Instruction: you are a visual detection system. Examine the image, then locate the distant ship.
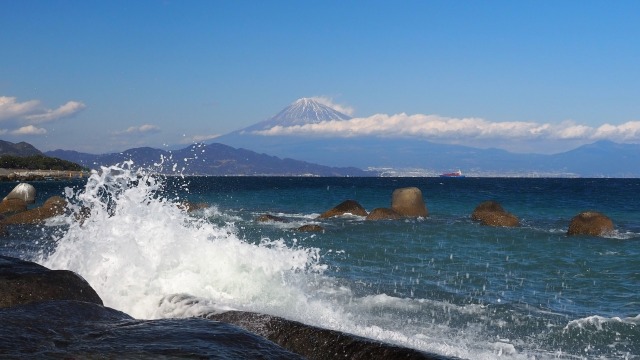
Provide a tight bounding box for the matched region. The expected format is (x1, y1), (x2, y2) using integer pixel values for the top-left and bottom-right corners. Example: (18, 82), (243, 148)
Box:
(439, 170), (465, 178)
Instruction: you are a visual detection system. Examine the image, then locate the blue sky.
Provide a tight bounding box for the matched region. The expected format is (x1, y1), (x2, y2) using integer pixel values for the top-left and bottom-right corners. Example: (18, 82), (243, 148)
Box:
(1, 0), (639, 154)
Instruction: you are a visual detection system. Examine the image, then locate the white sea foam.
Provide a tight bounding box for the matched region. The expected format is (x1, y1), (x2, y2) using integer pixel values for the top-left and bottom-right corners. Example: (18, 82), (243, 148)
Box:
(602, 229), (640, 240)
(565, 314), (640, 330)
(41, 164), (324, 320)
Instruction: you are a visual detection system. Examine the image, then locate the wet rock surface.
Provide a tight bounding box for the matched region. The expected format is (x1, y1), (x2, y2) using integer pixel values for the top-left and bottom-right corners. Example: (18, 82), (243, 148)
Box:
(0, 300), (302, 359)
(0, 255), (102, 308)
(206, 311), (457, 360)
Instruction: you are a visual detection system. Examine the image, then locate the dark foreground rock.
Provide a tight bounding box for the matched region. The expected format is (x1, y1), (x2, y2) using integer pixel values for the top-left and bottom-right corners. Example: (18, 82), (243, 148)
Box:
(471, 200), (519, 227)
(206, 311), (456, 360)
(318, 199), (368, 219)
(0, 255), (102, 308)
(0, 257), (453, 359)
(0, 256), (302, 359)
(0, 300), (302, 359)
(567, 211), (614, 236)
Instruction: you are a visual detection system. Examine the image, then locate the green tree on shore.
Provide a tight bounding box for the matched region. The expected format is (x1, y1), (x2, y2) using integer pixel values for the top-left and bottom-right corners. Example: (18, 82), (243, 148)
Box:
(0, 155), (86, 171)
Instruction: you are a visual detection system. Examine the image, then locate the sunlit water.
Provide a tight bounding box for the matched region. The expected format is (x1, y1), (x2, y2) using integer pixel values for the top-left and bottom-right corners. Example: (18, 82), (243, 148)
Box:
(1, 164), (639, 359)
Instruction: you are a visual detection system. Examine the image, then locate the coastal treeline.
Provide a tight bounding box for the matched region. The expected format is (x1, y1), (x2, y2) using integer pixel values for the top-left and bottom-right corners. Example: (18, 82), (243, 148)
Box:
(0, 155), (86, 171)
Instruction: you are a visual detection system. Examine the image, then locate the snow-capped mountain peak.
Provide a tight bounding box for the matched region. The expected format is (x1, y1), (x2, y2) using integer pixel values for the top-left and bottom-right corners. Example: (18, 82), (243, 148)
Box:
(242, 98), (352, 132)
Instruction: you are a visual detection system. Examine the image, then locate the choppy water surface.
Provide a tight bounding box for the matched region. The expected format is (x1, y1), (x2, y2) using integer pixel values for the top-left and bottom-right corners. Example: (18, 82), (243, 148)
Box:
(1, 167), (639, 359)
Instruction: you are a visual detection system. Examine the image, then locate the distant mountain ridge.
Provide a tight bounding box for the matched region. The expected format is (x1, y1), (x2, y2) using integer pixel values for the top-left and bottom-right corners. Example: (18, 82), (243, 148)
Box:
(0, 140), (43, 157)
(46, 143), (368, 176)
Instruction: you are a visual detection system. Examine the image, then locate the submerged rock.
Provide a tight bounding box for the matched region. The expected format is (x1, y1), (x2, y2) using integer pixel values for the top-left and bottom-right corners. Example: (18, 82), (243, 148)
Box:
(567, 211), (614, 236)
(3, 196), (67, 225)
(318, 199), (368, 219)
(180, 201), (209, 212)
(256, 214), (289, 223)
(366, 207), (402, 221)
(391, 187), (428, 217)
(471, 201), (519, 227)
(3, 183), (36, 204)
(206, 311), (453, 360)
(0, 256), (103, 308)
(296, 224), (324, 232)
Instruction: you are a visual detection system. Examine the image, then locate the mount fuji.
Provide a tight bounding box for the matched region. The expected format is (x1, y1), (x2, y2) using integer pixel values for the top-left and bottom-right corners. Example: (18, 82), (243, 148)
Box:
(240, 97), (351, 132)
(215, 98), (358, 164)
(214, 98), (640, 177)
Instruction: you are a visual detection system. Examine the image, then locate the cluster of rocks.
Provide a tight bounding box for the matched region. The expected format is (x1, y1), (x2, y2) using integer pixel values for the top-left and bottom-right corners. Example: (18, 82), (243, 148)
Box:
(319, 187), (429, 221)
(257, 186), (616, 238)
(0, 183), (618, 238)
(257, 187), (429, 232)
(470, 200), (615, 237)
(0, 255), (447, 359)
(0, 183), (68, 235)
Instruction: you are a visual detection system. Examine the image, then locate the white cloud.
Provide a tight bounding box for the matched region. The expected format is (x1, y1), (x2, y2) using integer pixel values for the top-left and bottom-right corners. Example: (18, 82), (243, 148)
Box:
(254, 113), (640, 144)
(310, 96), (355, 116)
(24, 101), (86, 124)
(114, 124), (161, 136)
(180, 134), (221, 144)
(592, 121), (640, 141)
(0, 96), (41, 121)
(0, 95), (86, 139)
(11, 125), (47, 135)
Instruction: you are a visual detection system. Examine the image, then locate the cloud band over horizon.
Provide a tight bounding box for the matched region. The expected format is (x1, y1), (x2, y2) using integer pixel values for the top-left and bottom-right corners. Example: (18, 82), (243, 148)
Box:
(253, 113), (640, 144)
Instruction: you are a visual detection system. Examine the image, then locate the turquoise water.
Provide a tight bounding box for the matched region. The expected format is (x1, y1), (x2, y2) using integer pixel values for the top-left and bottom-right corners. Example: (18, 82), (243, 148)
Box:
(1, 173), (639, 359)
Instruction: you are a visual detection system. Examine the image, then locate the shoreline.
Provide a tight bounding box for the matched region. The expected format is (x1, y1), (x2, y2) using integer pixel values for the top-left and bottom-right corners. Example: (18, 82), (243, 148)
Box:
(0, 168), (88, 182)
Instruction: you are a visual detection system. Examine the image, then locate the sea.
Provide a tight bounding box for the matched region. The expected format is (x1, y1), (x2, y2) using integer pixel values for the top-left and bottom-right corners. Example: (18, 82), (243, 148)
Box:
(1, 163), (639, 359)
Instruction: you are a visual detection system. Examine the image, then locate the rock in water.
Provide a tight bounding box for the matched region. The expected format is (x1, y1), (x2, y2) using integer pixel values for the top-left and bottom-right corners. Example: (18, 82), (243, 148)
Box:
(471, 200), (519, 227)
(3, 183), (36, 204)
(567, 211), (614, 236)
(295, 224), (324, 232)
(318, 199), (368, 219)
(366, 208), (402, 221)
(0, 198), (28, 215)
(3, 196), (67, 225)
(391, 187), (428, 217)
(256, 214), (289, 223)
(0, 256), (103, 308)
